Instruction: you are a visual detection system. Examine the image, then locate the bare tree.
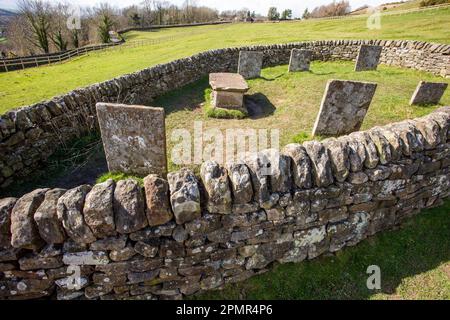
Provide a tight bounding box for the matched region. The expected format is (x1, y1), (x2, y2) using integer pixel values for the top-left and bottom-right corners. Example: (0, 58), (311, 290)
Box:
(49, 3), (70, 51)
(95, 3), (116, 43)
(18, 0), (52, 53)
(310, 1), (351, 18)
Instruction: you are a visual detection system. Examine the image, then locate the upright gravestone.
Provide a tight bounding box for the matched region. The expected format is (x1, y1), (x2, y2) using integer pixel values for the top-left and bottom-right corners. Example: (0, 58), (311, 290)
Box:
(312, 80), (377, 137)
(238, 51), (263, 79)
(289, 49), (313, 72)
(96, 103), (167, 177)
(409, 81), (448, 105)
(354, 45), (382, 71)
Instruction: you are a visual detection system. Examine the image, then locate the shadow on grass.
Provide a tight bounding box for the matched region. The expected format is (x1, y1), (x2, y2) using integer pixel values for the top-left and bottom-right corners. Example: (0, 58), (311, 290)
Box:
(0, 133), (107, 198)
(152, 77), (209, 115)
(245, 93), (276, 119)
(193, 200), (450, 300)
(259, 73), (285, 81)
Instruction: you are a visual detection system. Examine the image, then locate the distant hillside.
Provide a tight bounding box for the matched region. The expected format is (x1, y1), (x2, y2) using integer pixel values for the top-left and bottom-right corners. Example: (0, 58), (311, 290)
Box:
(0, 8), (17, 17)
(0, 8), (17, 29)
(349, 0), (434, 15)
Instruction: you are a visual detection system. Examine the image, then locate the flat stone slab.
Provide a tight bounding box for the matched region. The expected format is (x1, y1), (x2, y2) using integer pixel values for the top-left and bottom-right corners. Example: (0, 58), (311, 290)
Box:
(289, 49), (313, 72)
(238, 51), (263, 79)
(312, 79), (377, 136)
(355, 45), (382, 71)
(209, 73), (249, 92)
(409, 81), (448, 105)
(96, 103), (167, 177)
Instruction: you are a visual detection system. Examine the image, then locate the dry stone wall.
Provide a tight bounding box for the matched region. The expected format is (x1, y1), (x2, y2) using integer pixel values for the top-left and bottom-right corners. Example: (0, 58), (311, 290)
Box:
(0, 107), (449, 300)
(0, 39), (449, 188)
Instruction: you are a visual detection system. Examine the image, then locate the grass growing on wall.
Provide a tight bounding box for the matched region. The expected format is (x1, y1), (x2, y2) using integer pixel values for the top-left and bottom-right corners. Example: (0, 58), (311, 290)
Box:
(193, 200), (450, 300)
(96, 172), (144, 186)
(0, 7), (449, 113)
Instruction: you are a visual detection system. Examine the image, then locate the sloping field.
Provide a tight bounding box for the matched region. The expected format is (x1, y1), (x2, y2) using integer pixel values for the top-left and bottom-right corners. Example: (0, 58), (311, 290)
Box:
(0, 7), (449, 113)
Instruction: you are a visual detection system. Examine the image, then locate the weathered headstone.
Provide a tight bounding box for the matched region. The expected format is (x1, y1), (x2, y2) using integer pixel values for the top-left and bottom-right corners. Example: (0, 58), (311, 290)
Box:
(354, 45), (382, 71)
(289, 49), (313, 72)
(209, 73), (249, 110)
(238, 51), (263, 79)
(312, 80), (377, 136)
(409, 81), (448, 105)
(96, 103), (167, 176)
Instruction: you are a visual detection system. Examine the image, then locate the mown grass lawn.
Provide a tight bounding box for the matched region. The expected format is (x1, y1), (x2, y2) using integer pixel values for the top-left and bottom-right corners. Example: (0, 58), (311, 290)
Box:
(0, 7), (449, 113)
(192, 200), (450, 300)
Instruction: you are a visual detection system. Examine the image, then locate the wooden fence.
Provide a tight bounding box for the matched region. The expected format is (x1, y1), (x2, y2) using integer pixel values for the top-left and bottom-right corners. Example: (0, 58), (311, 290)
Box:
(1, 3), (448, 73)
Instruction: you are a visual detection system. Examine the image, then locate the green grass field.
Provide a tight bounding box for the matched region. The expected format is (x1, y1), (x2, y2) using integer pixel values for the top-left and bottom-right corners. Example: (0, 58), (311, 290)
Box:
(193, 200), (450, 300)
(153, 61), (450, 172)
(0, 7), (449, 113)
(3, 60), (449, 196)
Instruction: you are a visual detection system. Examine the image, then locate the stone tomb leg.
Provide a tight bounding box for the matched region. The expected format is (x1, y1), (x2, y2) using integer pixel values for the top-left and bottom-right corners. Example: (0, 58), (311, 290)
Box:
(209, 73), (249, 110)
(354, 45), (382, 72)
(96, 103), (167, 177)
(238, 51), (263, 79)
(409, 81), (448, 105)
(312, 79), (377, 137)
(289, 49), (313, 72)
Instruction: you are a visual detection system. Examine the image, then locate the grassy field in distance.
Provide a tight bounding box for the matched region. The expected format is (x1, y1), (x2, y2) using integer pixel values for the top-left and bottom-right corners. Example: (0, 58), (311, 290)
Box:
(0, 7), (449, 113)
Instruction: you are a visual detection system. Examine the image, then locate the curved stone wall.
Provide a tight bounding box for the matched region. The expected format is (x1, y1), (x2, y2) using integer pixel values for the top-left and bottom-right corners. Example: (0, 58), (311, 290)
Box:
(0, 108), (449, 300)
(0, 39), (449, 188)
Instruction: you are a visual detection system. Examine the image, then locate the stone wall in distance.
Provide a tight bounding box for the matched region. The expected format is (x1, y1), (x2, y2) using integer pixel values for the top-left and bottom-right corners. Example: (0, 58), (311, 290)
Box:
(0, 39), (449, 188)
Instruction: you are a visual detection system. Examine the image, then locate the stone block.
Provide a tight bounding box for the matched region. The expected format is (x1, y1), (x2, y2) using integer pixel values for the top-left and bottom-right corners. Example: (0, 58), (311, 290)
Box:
(167, 168), (201, 224)
(144, 174), (173, 227)
(209, 73), (249, 110)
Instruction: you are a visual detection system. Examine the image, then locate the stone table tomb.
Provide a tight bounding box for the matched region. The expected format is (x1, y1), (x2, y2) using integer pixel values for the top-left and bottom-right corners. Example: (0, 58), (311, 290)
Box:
(209, 73), (249, 110)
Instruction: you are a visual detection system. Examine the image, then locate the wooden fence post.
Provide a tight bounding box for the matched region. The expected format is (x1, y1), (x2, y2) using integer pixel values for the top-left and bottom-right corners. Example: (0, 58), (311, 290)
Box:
(3, 60), (8, 72)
